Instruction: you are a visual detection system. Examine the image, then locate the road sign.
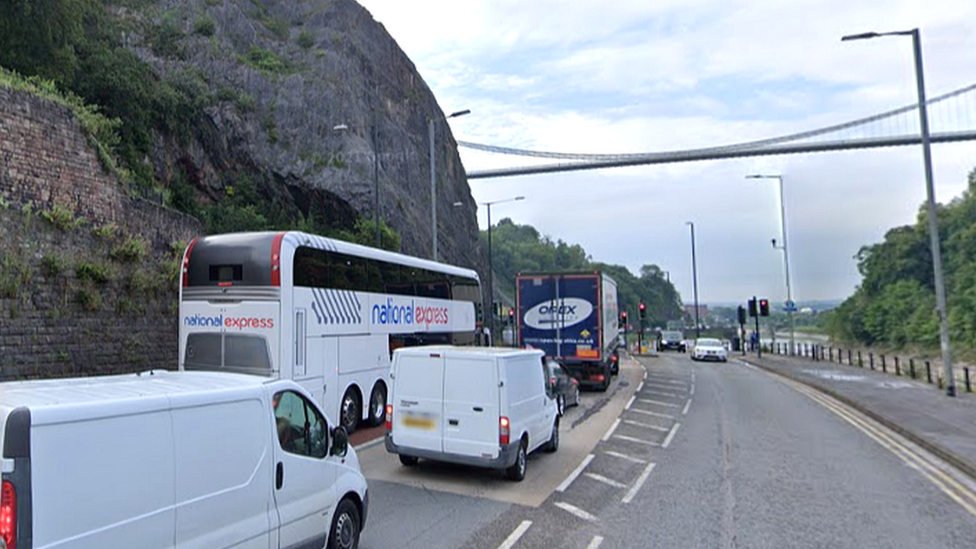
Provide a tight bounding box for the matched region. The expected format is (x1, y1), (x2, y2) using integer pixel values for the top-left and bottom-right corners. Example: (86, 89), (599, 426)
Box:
(785, 300), (797, 313)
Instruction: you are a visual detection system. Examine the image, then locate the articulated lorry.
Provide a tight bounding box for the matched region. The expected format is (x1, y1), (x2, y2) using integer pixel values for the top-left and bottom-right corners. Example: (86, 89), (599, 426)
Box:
(516, 271), (620, 391)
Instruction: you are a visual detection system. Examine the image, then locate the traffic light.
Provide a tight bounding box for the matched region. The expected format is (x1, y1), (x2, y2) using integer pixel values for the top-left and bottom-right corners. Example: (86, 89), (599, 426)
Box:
(759, 299), (770, 317)
(508, 309), (515, 324)
(748, 298), (758, 317)
(737, 305), (747, 325)
(638, 302), (646, 319)
(620, 311), (628, 326)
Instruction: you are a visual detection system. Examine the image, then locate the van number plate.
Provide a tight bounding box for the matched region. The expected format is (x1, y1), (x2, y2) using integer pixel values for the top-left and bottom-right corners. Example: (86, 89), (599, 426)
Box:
(402, 412), (436, 430)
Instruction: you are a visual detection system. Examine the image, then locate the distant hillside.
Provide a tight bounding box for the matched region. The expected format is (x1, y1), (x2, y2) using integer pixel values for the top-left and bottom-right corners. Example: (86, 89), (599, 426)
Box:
(827, 168), (976, 352)
(483, 218), (684, 327)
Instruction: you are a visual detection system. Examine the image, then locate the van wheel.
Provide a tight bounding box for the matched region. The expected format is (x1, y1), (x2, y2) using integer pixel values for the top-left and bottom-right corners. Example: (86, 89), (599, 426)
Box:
(327, 498), (361, 549)
(340, 389), (361, 432)
(367, 383), (387, 427)
(399, 454), (419, 467)
(506, 439), (527, 481)
(545, 420), (559, 453)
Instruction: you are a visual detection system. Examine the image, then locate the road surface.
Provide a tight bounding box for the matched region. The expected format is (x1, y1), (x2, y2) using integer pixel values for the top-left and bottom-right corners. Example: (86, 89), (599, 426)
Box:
(357, 352), (976, 548)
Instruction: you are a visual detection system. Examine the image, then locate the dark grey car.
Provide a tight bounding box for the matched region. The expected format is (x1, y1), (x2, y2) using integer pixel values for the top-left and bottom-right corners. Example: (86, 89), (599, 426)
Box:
(547, 359), (581, 416)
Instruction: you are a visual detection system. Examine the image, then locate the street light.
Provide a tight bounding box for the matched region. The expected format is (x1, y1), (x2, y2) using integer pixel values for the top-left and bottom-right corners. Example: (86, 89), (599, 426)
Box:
(842, 28), (956, 397)
(686, 222), (701, 340)
(332, 123), (381, 248)
(747, 174), (795, 356)
(483, 195), (525, 344)
(429, 109), (472, 261)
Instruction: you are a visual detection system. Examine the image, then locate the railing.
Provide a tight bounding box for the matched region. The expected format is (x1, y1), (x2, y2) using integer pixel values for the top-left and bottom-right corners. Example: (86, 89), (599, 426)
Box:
(760, 342), (973, 394)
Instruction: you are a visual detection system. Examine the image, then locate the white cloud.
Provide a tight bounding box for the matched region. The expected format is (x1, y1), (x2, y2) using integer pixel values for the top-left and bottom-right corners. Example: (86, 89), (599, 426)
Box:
(358, 0), (976, 302)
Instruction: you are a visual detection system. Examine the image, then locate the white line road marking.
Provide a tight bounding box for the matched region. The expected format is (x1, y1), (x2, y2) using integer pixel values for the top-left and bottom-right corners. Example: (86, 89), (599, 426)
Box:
(662, 422), (681, 448)
(496, 520), (532, 549)
(555, 501), (599, 522)
(682, 398), (692, 416)
(630, 408), (676, 419)
(643, 370), (647, 380)
(644, 382), (686, 390)
(622, 462), (658, 503)
(556, 454), (595, 492)
(585, 536), (605, 549)
(602, 418), (622, 441)
(604, 450), (647, 463)
(353, 437), (386, 452)
(637, 381), (644, 392)
(585, 472), (628, 488)
(623, 419), (670, 431)
(614, 434), (661, 446)
(625, 395), (636, 410)
(638, 398), (680, 408)
(645, 389), (683, 398)
(690, 384), (695, 396)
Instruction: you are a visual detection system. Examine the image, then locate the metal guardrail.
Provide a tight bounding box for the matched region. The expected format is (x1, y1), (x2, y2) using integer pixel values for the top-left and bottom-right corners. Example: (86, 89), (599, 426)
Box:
(761, 342), (973, 394)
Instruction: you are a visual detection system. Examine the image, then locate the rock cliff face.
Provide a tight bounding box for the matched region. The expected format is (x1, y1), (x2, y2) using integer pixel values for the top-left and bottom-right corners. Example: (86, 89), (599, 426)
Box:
(136, 0), (482, 270)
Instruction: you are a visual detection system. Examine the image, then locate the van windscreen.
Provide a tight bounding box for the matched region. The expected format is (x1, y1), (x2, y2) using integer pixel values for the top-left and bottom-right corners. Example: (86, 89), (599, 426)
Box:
(185, 333), (272, 376)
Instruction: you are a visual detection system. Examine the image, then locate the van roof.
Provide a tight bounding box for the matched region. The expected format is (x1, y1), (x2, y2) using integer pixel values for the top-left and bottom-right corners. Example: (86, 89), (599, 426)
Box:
(0, 370), (267, 411)
(395, 346), (544, 358)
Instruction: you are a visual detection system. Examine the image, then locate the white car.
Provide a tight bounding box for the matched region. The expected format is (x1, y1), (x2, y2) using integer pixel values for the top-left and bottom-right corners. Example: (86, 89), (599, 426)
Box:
(692, 338), (728, 362)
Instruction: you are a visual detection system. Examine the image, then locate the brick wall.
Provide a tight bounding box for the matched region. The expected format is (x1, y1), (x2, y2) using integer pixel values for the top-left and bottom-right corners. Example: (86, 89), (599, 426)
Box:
(0, 86), (204, 380)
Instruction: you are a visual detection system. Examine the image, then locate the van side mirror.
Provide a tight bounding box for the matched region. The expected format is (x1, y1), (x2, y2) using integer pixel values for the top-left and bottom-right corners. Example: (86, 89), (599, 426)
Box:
(331, 426), (349, 457)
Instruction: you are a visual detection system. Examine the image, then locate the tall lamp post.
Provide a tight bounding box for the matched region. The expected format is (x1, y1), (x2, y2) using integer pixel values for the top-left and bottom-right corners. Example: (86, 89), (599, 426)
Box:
(747, 174), (795, 355)
(429, 109), (471, 261)
(686, 222), (701, 340)
(483, 195), (525, 344)
(843, 28), (955, 397)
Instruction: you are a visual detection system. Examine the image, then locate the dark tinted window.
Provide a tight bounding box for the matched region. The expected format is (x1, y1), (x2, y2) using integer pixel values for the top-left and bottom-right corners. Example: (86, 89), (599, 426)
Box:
(184, 333), (272, 375)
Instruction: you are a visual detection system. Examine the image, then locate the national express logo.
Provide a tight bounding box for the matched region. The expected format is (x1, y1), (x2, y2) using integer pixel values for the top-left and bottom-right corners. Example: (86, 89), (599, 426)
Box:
(183, 314), (275, 330)
(371, 298), (449, 326)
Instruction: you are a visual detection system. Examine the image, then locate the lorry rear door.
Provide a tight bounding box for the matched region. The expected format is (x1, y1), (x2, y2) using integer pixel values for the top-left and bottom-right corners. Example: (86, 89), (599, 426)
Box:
(391, 352), (445, 453)
(442, 355), (500, 459)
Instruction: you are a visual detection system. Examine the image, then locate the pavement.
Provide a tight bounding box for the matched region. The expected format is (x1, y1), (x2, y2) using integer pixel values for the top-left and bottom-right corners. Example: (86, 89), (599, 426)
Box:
(741, 351), (976, 481)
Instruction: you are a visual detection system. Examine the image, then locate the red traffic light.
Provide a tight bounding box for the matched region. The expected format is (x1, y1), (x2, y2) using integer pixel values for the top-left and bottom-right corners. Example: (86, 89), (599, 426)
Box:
(621, 311), (628, 319)
(638, 303), (645, 311)
(759, 299), (770, 316)
(508, 309), (514, 317)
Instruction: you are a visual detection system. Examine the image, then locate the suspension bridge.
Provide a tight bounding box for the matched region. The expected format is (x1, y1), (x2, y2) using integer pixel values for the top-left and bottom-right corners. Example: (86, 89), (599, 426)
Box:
(460, 82), (976, 179)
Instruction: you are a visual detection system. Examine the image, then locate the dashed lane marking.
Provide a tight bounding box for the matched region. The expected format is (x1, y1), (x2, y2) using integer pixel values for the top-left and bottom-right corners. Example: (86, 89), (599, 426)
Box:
(637, 381), (644, 392)
(630, 408), (675, 420)
(625, 395), (636, 410)
(645, 389), (684, 398)
(690, 384), (695, 396)
(682, 398), (692, 416)
(622, 462), (658, 503)
(585, 536), (605, 549)
(604, 450), (647, 464)
(496, 520), (532, 549)
(613, 434), (661, 446)
(644, 382), (687, 390)
(584, 472), (629, 488)
(557, 454), (595, 492)
(623, 419), (670, 432)
(555, 501), (598, 522)
(602, 418), (622, 441)
(662, 422), (681, 448)
(638, 398), (681, 408)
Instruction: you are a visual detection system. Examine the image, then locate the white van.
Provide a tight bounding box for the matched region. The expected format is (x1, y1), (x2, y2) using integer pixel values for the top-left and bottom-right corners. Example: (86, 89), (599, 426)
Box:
(0, 370), (368, 549)
(384, 346), (559, 481)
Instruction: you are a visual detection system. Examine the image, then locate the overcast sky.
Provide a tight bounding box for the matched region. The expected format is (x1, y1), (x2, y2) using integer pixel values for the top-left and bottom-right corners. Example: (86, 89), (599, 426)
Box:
(357, 0), (976, 305)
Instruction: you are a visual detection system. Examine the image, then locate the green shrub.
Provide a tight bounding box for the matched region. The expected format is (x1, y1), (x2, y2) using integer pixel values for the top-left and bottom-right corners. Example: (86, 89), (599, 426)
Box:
(150, 11), (185, 58)
(125, 270), (152, 294)
(41, 253), (69, 277)
(205, 0), (221, 6)
(111, 237), (149, 263)
(76, 261), (112, 284)
(297, 31), (315, 50)
(194, 17), (216, 37)
(0, 253), (31, 298)
(92, 223), (119, 240)
(241, 46), (288, 74)
(76, 288), (102, 310)
(40, 204), (84, 231)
